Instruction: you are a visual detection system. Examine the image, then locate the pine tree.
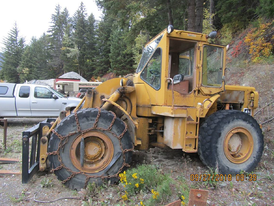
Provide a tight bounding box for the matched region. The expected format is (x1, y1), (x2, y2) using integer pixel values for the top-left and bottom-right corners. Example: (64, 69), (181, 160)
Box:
(256, 0), (274, 18)
(48, 5), (70, 77)
(109, 26), (134, 76)
(93, 14), (113, 77)
(0, 23), (25, 83)
(84, 14), (97, 80)
(61, 32), (79, 73)
(18, 34), (51, 82)
(216, 0), (259, 33)
(73, 2), (89, 77)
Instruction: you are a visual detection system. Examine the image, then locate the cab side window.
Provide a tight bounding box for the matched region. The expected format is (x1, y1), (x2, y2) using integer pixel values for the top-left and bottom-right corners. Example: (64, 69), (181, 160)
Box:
(34, 87), (53, 98)
(140, 48), (162, 90)
(178, 48), (194, 76)
(0, 86), (8, 95)
(19, 86), (30, 98)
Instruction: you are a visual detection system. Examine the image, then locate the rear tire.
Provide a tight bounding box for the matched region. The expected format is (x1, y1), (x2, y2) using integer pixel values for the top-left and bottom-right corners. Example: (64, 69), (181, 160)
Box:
(48, 108), (133, 190)
(198, 110), (264, 174)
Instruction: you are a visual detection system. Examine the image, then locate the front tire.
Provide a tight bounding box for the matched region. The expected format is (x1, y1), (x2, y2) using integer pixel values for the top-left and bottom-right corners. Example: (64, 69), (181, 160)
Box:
(198, 110), (264, 174)
(48, 108), (133, 190)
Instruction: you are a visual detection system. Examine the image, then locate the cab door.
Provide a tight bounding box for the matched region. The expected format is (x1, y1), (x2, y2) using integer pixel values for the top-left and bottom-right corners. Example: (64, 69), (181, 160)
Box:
(31, 86), (62, 116)
(16, 85), (32, 116)
(199, 44), (226, 95)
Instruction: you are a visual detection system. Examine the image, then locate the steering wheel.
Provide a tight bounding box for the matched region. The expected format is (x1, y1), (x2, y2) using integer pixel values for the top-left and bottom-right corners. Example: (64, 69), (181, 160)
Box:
(149, 69), (160, 76)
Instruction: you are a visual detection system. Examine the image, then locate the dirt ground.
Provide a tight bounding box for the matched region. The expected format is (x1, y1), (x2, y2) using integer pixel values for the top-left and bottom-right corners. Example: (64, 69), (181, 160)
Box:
(0, 117), (273, 206)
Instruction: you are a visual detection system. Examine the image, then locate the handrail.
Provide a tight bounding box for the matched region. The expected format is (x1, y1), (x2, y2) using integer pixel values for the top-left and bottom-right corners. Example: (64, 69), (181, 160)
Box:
(167, 78), (174, 113)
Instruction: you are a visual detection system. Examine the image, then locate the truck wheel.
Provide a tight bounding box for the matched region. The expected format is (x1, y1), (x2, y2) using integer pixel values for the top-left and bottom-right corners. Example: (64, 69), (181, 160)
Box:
(198, 110), (264, 174)
(48, 108), (133, 190)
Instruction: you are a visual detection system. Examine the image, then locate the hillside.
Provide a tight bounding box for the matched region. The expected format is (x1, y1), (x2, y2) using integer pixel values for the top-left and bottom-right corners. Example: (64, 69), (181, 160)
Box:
(225, 23), (274, 120)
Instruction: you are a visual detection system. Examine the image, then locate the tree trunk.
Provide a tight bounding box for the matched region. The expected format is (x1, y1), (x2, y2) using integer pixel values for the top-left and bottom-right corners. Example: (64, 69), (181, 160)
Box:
(195, 0), (203, 32)
(210, 0), (214, 26)
(166, 0), (173, 25)
(187, 0), (195, 31)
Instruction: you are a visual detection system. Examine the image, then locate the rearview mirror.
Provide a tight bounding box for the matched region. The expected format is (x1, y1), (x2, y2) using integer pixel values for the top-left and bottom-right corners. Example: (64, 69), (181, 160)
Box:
(173, 74), (184, 84)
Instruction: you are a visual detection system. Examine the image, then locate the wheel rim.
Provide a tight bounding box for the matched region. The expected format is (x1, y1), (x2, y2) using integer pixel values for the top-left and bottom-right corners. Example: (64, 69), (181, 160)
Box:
(224, 127), (254, 164)
(70, 131), (114, 173)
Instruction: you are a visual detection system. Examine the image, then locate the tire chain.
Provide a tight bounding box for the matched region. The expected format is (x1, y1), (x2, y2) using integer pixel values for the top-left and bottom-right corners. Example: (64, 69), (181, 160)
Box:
(47, 107), (134, 188)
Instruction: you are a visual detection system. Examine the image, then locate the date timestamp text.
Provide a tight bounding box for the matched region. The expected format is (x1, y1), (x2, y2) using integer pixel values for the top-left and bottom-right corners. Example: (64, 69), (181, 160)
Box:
(190, 174), (257, 182)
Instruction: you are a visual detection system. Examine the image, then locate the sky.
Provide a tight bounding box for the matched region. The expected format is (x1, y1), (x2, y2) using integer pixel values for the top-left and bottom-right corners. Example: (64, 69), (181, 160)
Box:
(0, 0), (103, 50)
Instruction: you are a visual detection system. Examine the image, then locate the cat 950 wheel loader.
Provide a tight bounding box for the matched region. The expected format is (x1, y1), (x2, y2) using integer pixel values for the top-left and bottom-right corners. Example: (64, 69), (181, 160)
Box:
(22, 26), (263, 190)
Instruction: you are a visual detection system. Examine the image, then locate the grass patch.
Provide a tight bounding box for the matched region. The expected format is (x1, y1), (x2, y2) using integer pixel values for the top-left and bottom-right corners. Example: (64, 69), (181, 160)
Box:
(9, 190), (25, 203)
(202, 168), (219, 188)
(40, 177), (53, 188)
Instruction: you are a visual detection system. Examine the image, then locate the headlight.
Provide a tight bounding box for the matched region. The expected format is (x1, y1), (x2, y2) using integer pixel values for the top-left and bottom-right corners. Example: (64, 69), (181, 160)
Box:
(167, 25), (174, 34)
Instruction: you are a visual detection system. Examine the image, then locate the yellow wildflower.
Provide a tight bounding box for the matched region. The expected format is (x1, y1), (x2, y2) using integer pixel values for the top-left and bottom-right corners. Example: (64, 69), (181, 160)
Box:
(181, 201), (185, 205)
(140, 201), (144, 206)
(122, 194), (128, 201)
(151, 189), (159, 199)
(132, 173), (138, 179)
(181, 195), (185, 200)
(135, 183), (139, 188)
(119, 172), (127, 183)
(140, 178), (144, 184)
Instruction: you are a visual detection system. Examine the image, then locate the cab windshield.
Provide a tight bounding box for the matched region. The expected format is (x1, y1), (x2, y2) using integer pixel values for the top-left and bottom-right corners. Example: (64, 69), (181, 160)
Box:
(136, 35), (163, 73)
(49, 87), (65, 98)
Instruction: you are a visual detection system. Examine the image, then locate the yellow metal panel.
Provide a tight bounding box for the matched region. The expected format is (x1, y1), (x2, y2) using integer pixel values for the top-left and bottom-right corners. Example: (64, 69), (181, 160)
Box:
(164, 117), (185, 149)
(134, 83), (151, 106)
(151, 106), (187, 117)
(92, 78), (122, 107)
(203, 94), (220, 109)
(184, 139), (197, 153)
(253, 91), (259, 108)
(128, 91), (137, 118)
(168, 30), (208, 42)
(136, 106), (152, 117)
(135, 118), (149, 150)
(39, 125), (49, 171)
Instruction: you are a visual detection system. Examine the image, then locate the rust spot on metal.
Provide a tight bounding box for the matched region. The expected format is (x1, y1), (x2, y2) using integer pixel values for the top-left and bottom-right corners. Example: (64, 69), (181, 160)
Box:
(220, 90), (245, 103)
(188, 189), (208, 206)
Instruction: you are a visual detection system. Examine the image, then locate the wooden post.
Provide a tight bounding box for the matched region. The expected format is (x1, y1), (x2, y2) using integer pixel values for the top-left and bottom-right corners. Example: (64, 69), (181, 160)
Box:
(0, 119), (7, 150)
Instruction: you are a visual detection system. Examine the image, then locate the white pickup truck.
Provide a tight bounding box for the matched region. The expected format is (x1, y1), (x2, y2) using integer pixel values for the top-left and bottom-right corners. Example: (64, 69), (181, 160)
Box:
(0, 83), (82, 117)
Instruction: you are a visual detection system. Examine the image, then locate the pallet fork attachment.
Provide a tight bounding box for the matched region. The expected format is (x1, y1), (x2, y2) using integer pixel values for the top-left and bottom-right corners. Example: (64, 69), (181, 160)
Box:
(22, 118), (55, 183)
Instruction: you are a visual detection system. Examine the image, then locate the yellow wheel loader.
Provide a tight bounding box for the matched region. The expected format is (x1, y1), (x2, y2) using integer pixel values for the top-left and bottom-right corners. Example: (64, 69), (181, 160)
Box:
(22, 26), (263, 190)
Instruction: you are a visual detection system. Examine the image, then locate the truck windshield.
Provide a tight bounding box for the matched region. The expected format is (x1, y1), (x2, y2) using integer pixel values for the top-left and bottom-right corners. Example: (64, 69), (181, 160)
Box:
(49, 87), (64, 98)
(136, 35), (163, 73)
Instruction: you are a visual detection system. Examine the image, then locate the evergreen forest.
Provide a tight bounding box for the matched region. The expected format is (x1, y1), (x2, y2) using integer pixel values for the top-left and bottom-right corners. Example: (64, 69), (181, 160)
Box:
(0, 0), (274, 83)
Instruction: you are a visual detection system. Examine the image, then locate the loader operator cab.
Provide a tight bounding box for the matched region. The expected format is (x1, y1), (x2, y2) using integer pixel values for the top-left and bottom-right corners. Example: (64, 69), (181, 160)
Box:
(136, 28), (225, 103)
